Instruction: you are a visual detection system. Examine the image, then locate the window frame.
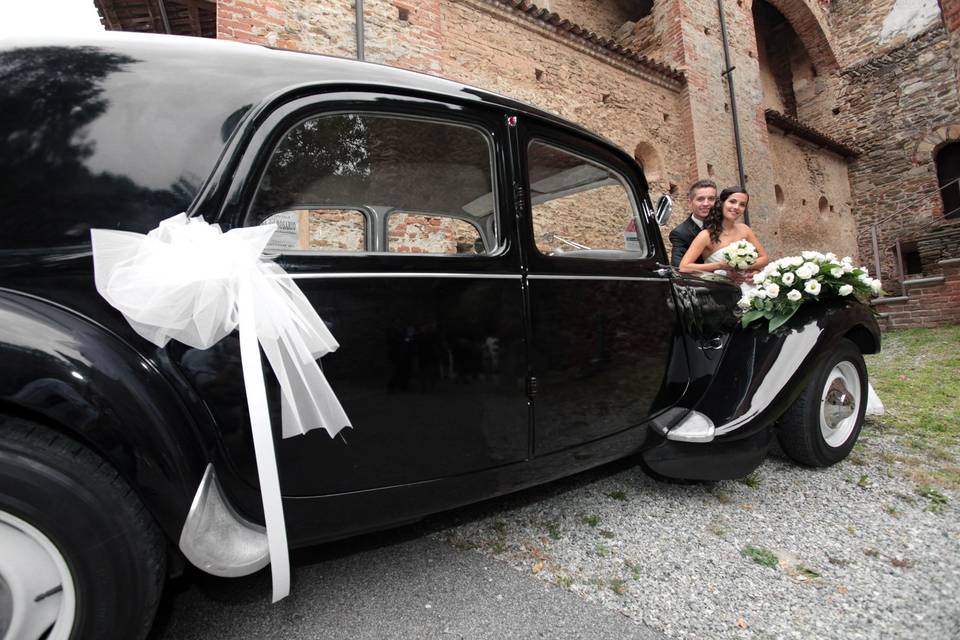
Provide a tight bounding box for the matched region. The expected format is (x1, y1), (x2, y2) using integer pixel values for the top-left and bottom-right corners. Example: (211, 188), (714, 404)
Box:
(241, 107), (504, 258)
(522, 133), (651, 262)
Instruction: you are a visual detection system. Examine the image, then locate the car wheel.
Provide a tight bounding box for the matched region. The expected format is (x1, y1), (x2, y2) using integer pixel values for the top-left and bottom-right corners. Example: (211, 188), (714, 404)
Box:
(777, 338), (867, 467)
(0, 418), (165, 640)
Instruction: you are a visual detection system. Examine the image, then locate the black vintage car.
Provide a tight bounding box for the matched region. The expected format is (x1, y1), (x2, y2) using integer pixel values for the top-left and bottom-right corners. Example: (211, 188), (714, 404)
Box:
(0, 33), (879, 640)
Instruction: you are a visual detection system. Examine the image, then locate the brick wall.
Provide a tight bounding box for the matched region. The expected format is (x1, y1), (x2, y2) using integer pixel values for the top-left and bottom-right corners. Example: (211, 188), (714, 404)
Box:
(877, 260), (960, 329)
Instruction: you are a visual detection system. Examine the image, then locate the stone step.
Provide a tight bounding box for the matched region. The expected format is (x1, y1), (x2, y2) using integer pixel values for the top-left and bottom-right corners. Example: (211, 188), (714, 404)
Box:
(902, 275), (946, 287)
(871, 295), (909, 305)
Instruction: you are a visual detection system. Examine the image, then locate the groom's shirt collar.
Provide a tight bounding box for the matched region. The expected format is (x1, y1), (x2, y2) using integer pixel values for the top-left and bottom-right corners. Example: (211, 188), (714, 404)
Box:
(690, 215), (704, 229)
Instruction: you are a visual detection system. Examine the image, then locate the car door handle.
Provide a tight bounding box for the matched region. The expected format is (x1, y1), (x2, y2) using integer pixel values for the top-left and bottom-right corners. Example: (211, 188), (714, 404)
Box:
(700, 337), (724, 350)
(655, 267), (672, 277)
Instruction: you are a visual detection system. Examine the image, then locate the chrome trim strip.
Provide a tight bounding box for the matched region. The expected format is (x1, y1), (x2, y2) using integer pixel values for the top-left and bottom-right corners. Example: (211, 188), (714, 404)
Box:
(287, 272), (522, 280)
(527, 274), (667, 282)
(179, 464), (269, 578)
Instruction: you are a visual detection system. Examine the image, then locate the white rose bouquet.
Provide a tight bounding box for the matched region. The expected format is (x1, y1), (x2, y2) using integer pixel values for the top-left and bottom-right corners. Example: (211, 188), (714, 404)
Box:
(722, 240), (759, 270)
(737, 251), (884, 331)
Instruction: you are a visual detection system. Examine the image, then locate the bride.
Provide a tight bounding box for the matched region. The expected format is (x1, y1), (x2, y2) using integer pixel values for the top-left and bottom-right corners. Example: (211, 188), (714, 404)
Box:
(678, 186), (769, 275)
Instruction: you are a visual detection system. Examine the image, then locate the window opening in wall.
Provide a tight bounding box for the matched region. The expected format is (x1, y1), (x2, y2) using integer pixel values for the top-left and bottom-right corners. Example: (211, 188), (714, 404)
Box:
(818, 196), (829, 214)
(753, 0), (816, 119)
(936, 141), (960, 219)
(897, 240), (923, 276)
(774, 184), (784, 206)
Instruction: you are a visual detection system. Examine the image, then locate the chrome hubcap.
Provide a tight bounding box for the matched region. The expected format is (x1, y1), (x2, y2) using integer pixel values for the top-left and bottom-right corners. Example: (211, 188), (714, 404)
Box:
(0, 511), (75, 640)
(819, 361), (862, 447)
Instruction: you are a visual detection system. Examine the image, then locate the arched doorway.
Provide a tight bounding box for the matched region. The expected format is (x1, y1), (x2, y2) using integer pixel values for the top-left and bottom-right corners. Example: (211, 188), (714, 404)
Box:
(936, 141), (960, 219)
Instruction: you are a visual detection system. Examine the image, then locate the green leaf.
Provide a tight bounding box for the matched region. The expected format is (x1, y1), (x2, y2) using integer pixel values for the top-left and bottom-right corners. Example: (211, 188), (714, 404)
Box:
(767, 305), (800, 331)
(741, 310), (765, 327)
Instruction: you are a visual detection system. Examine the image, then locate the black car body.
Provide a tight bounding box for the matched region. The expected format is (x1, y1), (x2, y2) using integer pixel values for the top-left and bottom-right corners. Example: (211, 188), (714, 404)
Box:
(0, 33), (879, 640)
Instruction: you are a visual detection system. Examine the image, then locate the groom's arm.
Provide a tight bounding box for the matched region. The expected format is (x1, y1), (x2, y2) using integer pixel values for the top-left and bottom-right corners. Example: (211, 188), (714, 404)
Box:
(668, 226), (690, 268)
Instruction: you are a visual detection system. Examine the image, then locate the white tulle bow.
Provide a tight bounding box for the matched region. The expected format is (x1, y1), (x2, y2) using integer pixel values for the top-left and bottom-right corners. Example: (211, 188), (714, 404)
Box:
(91, 213), (351, 602)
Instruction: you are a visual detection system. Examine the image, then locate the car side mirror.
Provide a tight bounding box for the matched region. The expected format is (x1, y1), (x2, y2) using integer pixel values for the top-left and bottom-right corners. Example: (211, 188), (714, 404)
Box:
(655, 195), (673, 226)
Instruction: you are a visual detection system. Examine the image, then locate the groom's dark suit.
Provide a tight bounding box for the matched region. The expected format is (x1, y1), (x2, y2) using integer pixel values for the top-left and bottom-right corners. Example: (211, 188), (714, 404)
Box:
(668, 216), (704, 267)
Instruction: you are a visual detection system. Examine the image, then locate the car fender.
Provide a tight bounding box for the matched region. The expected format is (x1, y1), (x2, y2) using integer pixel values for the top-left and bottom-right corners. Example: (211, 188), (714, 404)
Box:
(643, 300), (880, 480)
(0, 291), (209, 541)
(697, 299), (880, 440)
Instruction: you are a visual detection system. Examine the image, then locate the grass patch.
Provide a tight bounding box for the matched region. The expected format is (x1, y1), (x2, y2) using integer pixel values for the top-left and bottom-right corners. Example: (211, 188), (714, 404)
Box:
(917, 485), (949, 512)
(606, 489), (628, 501)
(581, 514), (601, 528)
(544, 519), (561, 541)
(741, 545), (778, 568)
(737, 473), (761, 489)
(865, 325), (960, 490)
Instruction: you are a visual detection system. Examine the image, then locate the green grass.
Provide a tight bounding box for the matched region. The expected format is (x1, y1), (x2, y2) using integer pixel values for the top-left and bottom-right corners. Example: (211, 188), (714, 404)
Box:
(606, 489), (628, 501)
(865, 325), (960, 489)
(741, 545), (778, 569)
(737, 473), (761, 488)
(581, 514), (601, 527)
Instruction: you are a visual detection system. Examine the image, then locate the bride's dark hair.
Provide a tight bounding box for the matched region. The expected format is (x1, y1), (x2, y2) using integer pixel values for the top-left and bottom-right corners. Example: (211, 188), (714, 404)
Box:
(704, 186), (748, 244)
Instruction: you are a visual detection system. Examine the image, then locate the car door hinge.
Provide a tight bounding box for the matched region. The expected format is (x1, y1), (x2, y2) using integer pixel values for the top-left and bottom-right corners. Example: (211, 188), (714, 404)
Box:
(526, 375), (538, 397)
(513, 182), (527, 217)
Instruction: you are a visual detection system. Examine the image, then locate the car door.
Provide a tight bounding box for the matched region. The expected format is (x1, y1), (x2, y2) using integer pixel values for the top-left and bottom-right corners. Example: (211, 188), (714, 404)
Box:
(182, 92), (529, 496)
(514, 121), (680, 455)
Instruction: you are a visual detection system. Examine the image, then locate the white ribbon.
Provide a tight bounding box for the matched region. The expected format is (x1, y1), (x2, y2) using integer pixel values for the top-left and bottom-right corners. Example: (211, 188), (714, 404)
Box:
(90, 213), (351, 602)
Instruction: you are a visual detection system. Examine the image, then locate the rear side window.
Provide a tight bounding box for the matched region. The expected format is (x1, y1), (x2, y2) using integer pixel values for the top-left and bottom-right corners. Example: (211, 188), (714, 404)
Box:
(526, 139), (643, 256)
(248, 113), (498, 256)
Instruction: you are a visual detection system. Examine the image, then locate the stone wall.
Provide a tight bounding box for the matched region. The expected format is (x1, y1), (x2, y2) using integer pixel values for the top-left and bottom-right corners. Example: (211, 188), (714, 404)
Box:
(766, 129), (857, 258)
(796, 0), (960, 286)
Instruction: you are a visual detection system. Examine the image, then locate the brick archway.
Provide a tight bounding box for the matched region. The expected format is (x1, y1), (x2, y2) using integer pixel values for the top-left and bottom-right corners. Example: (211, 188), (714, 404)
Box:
(761, 0), (838, 72)
(913, 123), (960, 163)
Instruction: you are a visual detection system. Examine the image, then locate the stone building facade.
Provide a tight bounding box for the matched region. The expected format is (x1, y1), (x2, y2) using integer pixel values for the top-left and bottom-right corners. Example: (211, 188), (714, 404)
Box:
(98, 0), (960, 313)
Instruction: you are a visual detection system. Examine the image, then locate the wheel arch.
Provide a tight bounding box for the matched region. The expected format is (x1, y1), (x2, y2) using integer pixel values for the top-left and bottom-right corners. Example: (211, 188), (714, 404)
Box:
(0, 292), (211, 543)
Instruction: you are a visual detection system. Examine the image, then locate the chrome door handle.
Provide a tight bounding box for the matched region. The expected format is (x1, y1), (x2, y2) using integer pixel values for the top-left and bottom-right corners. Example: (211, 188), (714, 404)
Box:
(655, 267), (671, 277)
(700, 337), (723, 350)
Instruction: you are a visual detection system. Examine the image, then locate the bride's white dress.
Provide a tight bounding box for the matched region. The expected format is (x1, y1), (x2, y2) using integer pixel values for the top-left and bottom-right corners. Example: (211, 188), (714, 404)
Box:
(705, 248), (727, 264)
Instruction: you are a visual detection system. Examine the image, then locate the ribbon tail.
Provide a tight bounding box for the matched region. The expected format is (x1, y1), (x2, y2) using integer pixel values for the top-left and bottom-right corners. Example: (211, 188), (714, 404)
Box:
(238, 278), (290, 603)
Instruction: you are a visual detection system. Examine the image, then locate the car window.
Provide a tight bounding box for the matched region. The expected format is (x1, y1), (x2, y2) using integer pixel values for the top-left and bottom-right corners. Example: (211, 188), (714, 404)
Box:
(247, 113), (498, 255)
(261, 209), (366, 253)
(387, 212), (485, 255)
(527, 139), (644, 256)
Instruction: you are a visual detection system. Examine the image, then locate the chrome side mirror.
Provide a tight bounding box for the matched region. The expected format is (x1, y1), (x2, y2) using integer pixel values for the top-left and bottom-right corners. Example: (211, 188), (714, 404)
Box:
(655, 195), (673, 226)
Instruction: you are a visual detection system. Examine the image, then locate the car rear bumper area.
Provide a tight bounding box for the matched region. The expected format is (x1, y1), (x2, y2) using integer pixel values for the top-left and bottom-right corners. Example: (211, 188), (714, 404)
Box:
(641, 426), (771, 481)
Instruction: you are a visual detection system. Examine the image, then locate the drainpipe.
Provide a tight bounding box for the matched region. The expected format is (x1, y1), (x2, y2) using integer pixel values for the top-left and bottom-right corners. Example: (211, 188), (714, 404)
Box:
(356, 0), (365, 61)
(157, 0), (172, 33)
(717, 0), (749, 224)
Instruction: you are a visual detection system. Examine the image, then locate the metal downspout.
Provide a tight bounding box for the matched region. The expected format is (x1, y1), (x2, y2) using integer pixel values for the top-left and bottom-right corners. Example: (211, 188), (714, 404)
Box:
(717, 0), (749, 224)
(356, 0), (365, 61)
(157, 0), (172, 34)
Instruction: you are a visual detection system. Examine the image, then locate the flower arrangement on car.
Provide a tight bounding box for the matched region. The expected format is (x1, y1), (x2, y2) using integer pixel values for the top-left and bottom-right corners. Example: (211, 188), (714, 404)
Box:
(722, 239), (759, 270)
(738, 251), (884, 331)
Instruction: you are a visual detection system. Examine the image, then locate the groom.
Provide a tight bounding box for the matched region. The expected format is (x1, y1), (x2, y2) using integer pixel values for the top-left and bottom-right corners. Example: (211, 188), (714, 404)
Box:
(669, 179), (717, 267)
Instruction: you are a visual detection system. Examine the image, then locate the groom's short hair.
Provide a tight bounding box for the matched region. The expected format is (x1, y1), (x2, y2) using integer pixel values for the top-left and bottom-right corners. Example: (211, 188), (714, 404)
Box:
(687, 179), (717, 199)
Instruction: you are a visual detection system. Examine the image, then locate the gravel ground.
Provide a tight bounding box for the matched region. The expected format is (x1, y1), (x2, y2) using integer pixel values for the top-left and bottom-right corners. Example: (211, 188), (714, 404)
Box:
(434, 426), (960, 640)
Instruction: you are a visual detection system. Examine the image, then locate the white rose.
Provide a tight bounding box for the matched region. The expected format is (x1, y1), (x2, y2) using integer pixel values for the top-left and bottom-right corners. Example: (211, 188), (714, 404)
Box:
(838, 284), (854, 296)
(738, 295), (753, 309)
(841, 256), (853, 264)
(801, 251), (819, 261)
(787, 289), (802, 302)
(781, 272), (796, 286)
(754, 288), (768, 299)
(825, 252), (838, 262)
(765, 283), (780, 298)
(795, 265), (815, 280)
(804, 279), (822, 296)
(753, 272), (766, 285)
(767, 270), (780, 279)
(859, 273), (870, 282)
(790, 256), (804, 267)
(830, 267), (843, 278)
(870, 279), (883, 295)
(842, 263), (854, 273)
